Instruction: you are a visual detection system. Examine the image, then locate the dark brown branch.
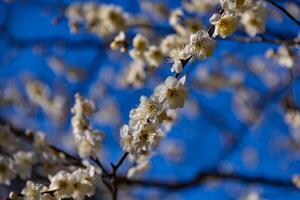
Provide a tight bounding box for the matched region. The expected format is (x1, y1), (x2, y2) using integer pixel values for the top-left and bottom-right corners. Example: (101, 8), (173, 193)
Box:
(223, 35), (300, 45)
(174, 7), (224, 78)
(90, 157), (110, 176)
(111, 152), (129, 172)
(109, 152), (129, 200)
(0, 119), (84, 167)
(118, 170), (296, 190)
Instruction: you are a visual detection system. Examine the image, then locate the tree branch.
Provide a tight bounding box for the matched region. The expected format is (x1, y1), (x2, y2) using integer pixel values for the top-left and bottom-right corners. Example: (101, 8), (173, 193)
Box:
(223, 35), (300, 45)
(264, 0), (300, 26)
(118, 170), (296, 190)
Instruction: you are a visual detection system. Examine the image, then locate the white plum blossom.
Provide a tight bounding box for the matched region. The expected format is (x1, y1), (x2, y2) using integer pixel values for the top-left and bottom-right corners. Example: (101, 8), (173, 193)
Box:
(153, 76), (188, 109)
(0, 125), (19, 153)
(162, 109), (179, 132)
(120, 125), (133, 153)
(277, 46), (295, 68)
(13, 151), (37, 179)
(37, 152), (63, 177)
(122, 60), (146, 88)
(120, 74), (187, 167)
(169, 8), (183, 27)
(132, 122), (163, 153)
(97, 5), (127, 35)
(169, 8), (203, 36)
(285, 110), (300, 128)
(66, 3), (128, 36)
(26, 81), (65, 121)
(160, 34), (186, 55)
(266, 45), (295, 68)
(120, 75), (187, 163)
(21, 181), (49, 200)
(48, 169), (96, 200)
(127, 159), (150, 178)
(110, 31), (127, 52)
(121, 120), (163, 155)
(169, 48), (192, 73)
(184, 0), (218, 13)
(0, 156), (16, 185)
(71, 93), (104, 158)
(129, 34), (149, 60)
(144, 46), (164, 67)
(74, 130), (104, 159)
(49, 171), (74, 199)
(209, 13), (238, 38)
(69, 169), (96, 200)
(129, 96), (166, 126)
(187, 30), (216, 59)
(32, 131), (49, 151)
(171, 61), (183, 74)
(241, 2), (267, 36)
(220, 0), (253, 13)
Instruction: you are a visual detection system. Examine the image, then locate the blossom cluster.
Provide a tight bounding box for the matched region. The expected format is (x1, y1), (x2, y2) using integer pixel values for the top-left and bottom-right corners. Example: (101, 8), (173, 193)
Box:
(2, 94), (105, 199)
(71, 93), (104, 158)
(0, 124), (75, 188)
(119, 33), (165, 88)
(169, 8), (204, 37)
(2, 0), (299, 199)
(285, 109), (300, 145)
(26, 80), (65, 121)
(0, 125), (40, 185)
(120, 76), (186, 177)
(118, 31), (187, 88)
(266, 45), (296, 68)
(169, 30), (216, 73)
(10, 166), (98, 200)
(1, 92), (106, 199)
(66, 2), (128, 36)
(0, 125), (96, 200)
(219, 0), (268, 37)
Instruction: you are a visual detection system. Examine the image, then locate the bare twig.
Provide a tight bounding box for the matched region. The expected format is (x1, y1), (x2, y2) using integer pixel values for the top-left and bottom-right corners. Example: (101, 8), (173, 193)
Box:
(223, 35), (299, 46)
(118, 170), (296, 190)
(109, 152), (129, 200)
(264, 0), (300, 26)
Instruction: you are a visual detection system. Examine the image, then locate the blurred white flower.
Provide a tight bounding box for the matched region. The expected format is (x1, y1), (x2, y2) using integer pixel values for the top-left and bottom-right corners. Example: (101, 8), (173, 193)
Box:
(122, 60), (146, 88)
(71, 94), (104, 158)
(266, 45), (295, 68)
(129, 34), (149, 60)
(110, 31), (127, 52)
(21, 181), (47, 200)
(144, 46), (164, 67)
(14, 151), (37, 179)
(241, 2), (267, 36)
(0, 156), (16, 185)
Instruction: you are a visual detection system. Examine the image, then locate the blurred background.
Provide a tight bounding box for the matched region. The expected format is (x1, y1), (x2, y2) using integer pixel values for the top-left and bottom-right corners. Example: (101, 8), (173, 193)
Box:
(0, 0), (300, 199)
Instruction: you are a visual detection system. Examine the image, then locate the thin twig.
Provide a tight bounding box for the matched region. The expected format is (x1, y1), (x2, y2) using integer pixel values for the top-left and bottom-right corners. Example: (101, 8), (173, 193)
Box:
(223, 35), (299, 46)
(109, 152), (129, 200)
(111, 152), (129, 171)
(118, 170), (296, 190)
(264, 0), (300, 26)
(90, 157), (110, 175)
